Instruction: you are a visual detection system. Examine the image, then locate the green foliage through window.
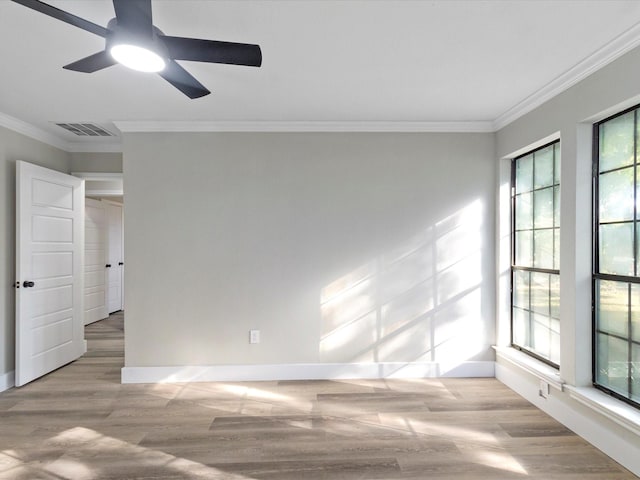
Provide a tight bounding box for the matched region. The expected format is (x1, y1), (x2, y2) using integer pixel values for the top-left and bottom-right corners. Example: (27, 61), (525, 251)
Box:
(594, 106), (640, 407)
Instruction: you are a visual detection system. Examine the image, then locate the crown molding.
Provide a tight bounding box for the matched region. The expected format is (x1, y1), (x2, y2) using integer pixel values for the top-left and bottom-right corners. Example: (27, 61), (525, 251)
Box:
(113, 120), (495, 133)
(0, 112), (123, 153)
(494, 21), (640, 131)
(7, 17), (640, 147)
(0, 111), (69, 151)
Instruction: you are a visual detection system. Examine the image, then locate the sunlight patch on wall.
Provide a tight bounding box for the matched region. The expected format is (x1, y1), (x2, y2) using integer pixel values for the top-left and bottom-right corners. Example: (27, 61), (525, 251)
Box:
(319, 200), (487, 370)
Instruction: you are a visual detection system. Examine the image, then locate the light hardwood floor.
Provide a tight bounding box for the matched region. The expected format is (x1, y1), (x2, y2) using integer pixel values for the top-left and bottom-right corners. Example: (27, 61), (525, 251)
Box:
(0, 312), (637, 479)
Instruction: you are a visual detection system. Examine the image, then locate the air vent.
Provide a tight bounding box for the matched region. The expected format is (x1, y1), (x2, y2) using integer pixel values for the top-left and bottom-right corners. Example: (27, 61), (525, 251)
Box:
(55, 123), (114, 137)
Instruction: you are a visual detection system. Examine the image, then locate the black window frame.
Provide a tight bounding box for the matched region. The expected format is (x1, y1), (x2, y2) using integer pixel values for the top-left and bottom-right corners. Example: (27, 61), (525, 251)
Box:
(593, 103), (640, 409)
(511, 139), (561, 368)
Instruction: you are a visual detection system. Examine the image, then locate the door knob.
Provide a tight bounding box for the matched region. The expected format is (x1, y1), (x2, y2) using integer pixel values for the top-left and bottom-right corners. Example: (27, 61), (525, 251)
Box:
(106, 264), (112, 268)
(23, 281), (35, 288)
(118, 262), (124, 266)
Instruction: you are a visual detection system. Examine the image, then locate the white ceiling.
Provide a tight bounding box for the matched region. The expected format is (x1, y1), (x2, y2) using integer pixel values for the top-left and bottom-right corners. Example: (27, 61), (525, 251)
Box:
(2, 0), (640, 151)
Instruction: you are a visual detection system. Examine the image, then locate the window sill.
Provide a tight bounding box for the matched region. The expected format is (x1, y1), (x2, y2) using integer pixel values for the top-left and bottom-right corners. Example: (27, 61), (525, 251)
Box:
(493, 346), (564, 391)
(565, 385), (640, 437)
(494, 346), (640, 437)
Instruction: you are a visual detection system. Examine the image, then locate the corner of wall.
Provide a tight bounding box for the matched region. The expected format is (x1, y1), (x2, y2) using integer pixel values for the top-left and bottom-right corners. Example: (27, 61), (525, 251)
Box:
(0, 370), (15, 393)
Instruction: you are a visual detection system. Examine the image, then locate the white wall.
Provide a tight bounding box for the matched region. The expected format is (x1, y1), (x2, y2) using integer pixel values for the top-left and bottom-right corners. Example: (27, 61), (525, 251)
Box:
(123, 132), (496, 378)
(0, 126), (70, 390)
(496, 44), (640, 475)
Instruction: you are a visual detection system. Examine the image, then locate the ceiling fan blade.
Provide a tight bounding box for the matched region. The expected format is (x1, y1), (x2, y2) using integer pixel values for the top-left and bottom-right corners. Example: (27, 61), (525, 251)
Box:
(63, 51), (117, 73)
(158, 60), (210, 99)
(161, 36), (262, 67)
(10, 0), (107, 37)
(112, 0), (152, 37)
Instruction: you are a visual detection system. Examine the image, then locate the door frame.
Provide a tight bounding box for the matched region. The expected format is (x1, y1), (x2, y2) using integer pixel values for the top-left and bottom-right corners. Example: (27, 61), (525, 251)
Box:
(71, 172), (123, 197)
(72, 172), (125, 314)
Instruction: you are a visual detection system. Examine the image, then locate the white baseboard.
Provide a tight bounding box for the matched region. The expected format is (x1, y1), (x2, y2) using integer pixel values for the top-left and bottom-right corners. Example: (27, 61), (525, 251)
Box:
(496, 361), (640, 477)
(0, 370), (15, 393)
(121, 360), (495, 384)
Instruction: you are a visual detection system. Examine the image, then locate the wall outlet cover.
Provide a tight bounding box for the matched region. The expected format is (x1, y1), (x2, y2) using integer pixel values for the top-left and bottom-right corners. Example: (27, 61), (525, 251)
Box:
(539, 379), (550, 399)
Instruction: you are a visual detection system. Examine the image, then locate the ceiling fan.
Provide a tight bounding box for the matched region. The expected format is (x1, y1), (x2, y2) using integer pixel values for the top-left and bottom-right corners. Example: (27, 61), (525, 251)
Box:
(11, 0), (262, 99)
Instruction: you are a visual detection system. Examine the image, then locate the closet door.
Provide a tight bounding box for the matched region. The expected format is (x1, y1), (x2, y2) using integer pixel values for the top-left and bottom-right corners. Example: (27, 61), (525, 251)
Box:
(106, 202), (124, 313)
(84, 198), (108, 324)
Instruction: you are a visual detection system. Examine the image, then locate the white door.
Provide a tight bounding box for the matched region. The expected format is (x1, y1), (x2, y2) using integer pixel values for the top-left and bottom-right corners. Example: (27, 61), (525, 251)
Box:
(84, 198), (108, 325)
(106, 202), (124, 313)
(16, 161), (85, 387)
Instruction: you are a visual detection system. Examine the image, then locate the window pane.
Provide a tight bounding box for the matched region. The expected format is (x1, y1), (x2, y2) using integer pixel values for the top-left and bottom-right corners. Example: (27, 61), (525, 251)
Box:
(599, 168), (634, 223)
(553, 228), (560, 270)
(528, 311), (559, 363)
(516, 154), (533, 193)
(599, 223), (634, 275)
(637, 217), (640, 276)
(534, 146), (554, 189)
(550, 317), (560, 365)
(632, 345), (640, 403)
(512, 307), (529, 347)
(515, 193), (532, 230)
(597, 280), (628, 337)
(513, 270), (529, 309)
(532, 312), (551, 358)
(515, 230), (532, 267)
(553, 143), (561, 185)
(534, 188), (553, 229)
(596, 333), (629, 397)
(534, 229), (553, 269)
(531, 272), (550, 316)
(599, 111), (635, 172)
(630, 284), (640, 343)
(553, 186), (560, 227)
(550, 274), (559, 319)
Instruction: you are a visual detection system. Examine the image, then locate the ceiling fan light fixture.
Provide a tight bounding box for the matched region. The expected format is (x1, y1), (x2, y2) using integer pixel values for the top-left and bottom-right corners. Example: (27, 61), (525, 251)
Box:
(109, 44), (165, 72)
(12, 0), (262, 98)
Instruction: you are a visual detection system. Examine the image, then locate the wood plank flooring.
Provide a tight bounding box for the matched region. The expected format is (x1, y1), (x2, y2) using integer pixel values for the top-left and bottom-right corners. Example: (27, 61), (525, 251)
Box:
(0, 312), (636, 479)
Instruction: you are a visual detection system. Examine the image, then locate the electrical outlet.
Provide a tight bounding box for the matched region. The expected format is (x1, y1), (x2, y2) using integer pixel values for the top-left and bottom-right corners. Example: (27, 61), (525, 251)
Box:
(539, 380), (550, 399)
(250, 329), (260, 344)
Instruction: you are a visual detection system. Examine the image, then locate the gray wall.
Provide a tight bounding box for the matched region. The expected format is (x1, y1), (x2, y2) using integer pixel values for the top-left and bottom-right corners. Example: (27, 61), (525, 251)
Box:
(124, 132), (496, 368)
(0, 126), (70, 380)
(70, 152), (123, 173)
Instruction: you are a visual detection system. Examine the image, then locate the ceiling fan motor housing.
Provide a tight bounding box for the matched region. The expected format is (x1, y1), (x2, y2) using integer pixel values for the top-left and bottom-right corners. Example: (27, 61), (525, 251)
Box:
(106, 18), (169, 63)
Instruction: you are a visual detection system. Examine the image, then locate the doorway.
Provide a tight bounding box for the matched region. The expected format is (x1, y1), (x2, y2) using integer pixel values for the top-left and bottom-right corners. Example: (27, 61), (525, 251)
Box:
(73, 173), (125, 321)
(15, 166), (125, 387)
